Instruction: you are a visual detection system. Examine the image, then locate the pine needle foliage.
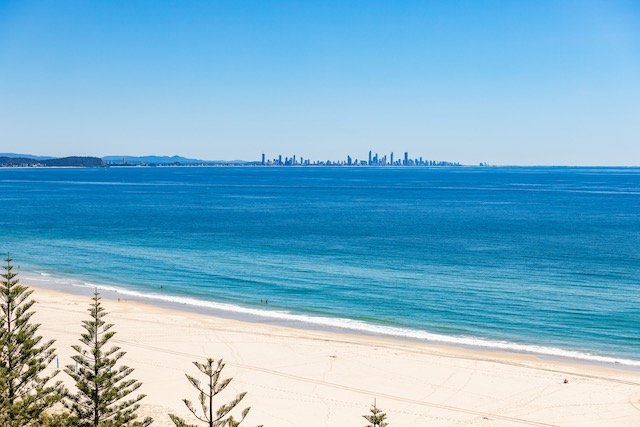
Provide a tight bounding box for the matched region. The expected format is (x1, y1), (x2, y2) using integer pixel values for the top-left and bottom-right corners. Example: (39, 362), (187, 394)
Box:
(0, 256), (64, 426)
(40, 411), (78, 426)
(169, 358), (261, 427)
(363, 400), (388, 427)
(64, 290), (152, 427)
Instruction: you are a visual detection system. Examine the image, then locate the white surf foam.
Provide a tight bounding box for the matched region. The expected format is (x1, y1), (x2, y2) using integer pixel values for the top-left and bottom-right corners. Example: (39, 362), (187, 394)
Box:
(24, 272), (640, 368)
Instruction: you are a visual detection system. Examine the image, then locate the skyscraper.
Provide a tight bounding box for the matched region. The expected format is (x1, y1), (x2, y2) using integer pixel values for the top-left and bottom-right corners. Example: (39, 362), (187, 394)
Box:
(390, 152), (394, 165)
(368, 150), (372, 165)
(404, 152), (409, 166)
(261, 153), (265, 165)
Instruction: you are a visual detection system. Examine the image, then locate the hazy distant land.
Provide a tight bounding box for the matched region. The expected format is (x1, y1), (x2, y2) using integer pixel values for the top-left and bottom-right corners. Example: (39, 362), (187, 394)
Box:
(0, 152), (465, 167)
(0, 153), (218, 167)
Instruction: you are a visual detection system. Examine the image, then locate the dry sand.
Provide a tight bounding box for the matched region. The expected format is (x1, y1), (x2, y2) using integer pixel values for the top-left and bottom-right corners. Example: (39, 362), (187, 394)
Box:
(30, 285), (640, 427)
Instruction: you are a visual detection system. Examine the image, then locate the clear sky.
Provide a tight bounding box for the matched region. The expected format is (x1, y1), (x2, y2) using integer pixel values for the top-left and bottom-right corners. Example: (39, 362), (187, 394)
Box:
(1, 1), (639, 165)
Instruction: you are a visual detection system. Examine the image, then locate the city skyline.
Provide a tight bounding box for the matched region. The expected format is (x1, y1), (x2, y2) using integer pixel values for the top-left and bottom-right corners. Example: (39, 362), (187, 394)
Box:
(1, 2), (639, 165)
(259, 150), (461, 167)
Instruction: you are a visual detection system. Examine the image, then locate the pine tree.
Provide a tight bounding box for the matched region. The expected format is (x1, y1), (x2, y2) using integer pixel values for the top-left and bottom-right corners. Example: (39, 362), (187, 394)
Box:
(169, 358), (261, 427)
(363, 400), (388, 427)
(0, 256), (64, 426)
(64, 290), (153, 427)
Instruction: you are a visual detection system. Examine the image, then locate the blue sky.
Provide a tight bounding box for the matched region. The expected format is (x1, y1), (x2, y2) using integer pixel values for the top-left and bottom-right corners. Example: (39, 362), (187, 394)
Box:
(1, 1), (639, 165)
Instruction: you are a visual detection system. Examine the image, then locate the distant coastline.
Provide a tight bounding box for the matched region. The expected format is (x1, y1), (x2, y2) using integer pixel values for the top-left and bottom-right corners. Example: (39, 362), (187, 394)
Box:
(1, 154), (638, 168)
(0, 155), (104, 167)
(0, 152), (467, 168)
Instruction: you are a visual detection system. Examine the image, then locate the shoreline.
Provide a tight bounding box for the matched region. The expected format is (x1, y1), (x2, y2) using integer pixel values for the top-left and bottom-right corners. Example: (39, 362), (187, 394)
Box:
(23, 270), (640, 371)
(26, 280), (640, 426)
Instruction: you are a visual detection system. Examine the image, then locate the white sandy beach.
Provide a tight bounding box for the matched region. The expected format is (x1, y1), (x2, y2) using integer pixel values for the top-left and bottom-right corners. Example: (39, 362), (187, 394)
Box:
(29, 284), (640, 427)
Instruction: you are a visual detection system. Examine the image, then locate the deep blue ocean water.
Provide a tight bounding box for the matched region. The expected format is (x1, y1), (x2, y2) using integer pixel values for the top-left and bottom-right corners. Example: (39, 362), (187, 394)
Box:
(1, 167), (639, 364)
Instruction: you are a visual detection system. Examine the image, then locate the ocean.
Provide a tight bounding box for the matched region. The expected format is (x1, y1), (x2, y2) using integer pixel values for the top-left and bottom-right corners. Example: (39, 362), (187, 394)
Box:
(1, 166), (638, 365)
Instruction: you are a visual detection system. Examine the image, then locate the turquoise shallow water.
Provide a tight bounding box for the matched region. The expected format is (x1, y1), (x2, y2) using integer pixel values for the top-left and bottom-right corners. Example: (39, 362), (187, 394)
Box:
(0, 166), (639, 364)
